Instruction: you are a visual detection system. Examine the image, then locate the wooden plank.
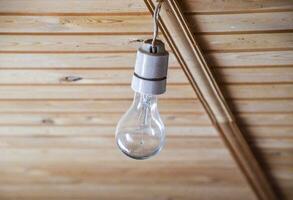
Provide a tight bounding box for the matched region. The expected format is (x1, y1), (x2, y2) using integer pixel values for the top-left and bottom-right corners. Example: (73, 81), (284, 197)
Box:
(0, 137), (224, 149)
(0, 99), (205, 113)
(262, 147), (293, 169)
(0, 148), (287, 200)
(214, 67), (293, 84)
(0, 99), (291, 113)
(0, 126), (291, 139)
(0, 167), (246, 190)
(1, 33), (292, 52)
(259, 149), (293, 166)
(0, 113), (291, 126)
(231, 99), (293, 113)
(146, 1), (278, 199)
(0, 126), (218, 137)
(197, 33), (293, 51)
(238, 113), (293, 126)
(268, 166), (293, 181)
(0, 184), (254, 200)
(0, 113), (211, 126)
(0, 12), (292, 34)
(0, 85), (196, 99)
(0, 165), (247, 189)
(209, 51), (293, 67)
(225, 84), (293, 99)
(181, 0), (293, 13)
(253, 138), (293, 149)
(0, 138), (291, 157)
(0, 0), (147, 14)
(188, 12), (293, 33)
(0, 148), (234, 165)
(0, 53), (179, 68)
(245, 127), (293, 138)
(0, 68), (188, 84)
(0, 35), (154, 52)
(1, 51), (291, 69)
(1, 0), (292, 14)
(0, 15), (152, 33)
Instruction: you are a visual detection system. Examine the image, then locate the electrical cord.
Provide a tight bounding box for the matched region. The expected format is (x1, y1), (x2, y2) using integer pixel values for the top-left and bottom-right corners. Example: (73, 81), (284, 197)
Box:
(151, 0), (163, 52)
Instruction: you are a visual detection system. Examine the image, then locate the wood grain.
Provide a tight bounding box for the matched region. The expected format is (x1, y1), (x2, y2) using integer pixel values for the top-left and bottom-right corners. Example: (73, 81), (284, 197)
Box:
(0, 0), (147, 14)
(253, 138), (293, 149)
(208, 51), (293, 67)
(0, 184), (255, 200)
(0, 148), (235, 166)
(197, 33), (293, 51)
(0, 12), (292, 34)
(1, 51), (291, 68)
(0, 113), (212, 126)
(0, 137), (290, 157)
(1, 33), (292, 52)
(1, 0), (292, 14)
(224, 84), (293, 99)
(214, 67), (293, 84)
(245, 127), (293, 138)
(0, 126), (290, 138)
(238, 113), (293, 126)
(0, 137), (225, 149)
(0, 112), (291, 126)
(0, 126), (218, 137)
(230, 99), (293, 113)
(0, 99), (292, 113)
(0, 68), (188, 84)
(0, 53), (179, 68)
(181, 0), (293, 13)
(0, 99), (204, 113)
(0, 35), (154, 52)
(188, 12), (293, 33)
(0, 84), (291, 99)
(0, 15), (153, 33)
(0, 85), (196, 99)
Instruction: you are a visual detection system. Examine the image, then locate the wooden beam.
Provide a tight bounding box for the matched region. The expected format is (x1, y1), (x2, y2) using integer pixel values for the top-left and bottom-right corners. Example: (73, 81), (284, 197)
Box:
(143, 0), (279, 199)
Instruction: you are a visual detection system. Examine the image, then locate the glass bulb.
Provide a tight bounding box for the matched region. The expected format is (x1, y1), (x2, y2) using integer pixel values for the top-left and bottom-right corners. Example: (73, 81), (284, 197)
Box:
(115, 92), (165, 160)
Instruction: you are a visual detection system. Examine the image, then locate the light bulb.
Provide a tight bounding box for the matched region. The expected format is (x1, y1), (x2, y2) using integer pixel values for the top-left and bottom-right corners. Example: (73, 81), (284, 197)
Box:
(115, 92), (165, 160)
(115, 39), (169, 160)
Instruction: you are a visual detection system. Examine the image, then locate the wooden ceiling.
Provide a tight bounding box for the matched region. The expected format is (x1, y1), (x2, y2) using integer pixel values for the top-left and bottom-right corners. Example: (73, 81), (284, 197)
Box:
(177, 1), (293, 199)
(0, 0), (292, 199)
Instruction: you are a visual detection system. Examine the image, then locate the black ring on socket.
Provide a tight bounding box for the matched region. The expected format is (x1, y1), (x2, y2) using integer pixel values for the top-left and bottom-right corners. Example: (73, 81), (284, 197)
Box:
(133, 72), (166, 82)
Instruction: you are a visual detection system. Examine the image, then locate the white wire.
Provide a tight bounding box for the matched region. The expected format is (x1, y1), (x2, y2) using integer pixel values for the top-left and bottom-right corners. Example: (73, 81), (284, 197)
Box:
(151, 1), (163, 51)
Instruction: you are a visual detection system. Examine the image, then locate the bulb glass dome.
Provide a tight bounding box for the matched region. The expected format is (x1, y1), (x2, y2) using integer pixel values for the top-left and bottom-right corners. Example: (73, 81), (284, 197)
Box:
(115, 92), (165, 160)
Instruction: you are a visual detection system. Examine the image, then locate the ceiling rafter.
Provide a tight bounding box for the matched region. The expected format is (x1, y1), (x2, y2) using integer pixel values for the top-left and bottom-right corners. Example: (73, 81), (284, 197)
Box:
(143, 0), (279, 199)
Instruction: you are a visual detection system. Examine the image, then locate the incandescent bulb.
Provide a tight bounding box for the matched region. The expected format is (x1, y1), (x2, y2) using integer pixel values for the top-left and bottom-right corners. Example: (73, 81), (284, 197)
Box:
(115, 39), (169, 160)
(115, 92), (165, 160)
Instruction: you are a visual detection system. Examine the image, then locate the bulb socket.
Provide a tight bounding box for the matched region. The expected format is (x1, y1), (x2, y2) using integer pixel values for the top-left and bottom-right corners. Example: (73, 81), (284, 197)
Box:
(131, 39), (169, 95)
